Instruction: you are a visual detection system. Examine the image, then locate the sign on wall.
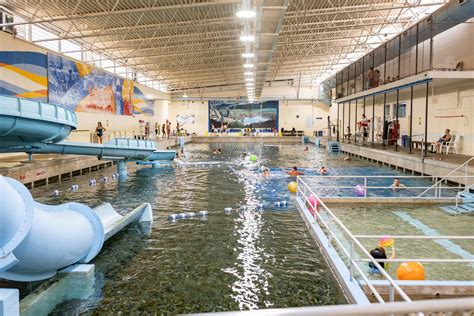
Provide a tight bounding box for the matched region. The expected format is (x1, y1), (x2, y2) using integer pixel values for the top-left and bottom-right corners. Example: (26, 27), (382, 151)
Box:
(209, 100), (278, 131)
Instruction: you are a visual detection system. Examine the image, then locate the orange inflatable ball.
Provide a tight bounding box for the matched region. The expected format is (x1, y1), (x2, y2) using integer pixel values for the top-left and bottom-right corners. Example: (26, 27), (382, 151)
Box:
(397, 262), (425, 280)
(288, 181), (298, 193)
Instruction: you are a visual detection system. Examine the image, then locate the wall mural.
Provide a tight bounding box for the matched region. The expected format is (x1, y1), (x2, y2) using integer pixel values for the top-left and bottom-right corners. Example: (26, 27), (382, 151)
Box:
(209, 100), (278, 131)
(0, 51), (48, 101)
(47, 53), (154, 116)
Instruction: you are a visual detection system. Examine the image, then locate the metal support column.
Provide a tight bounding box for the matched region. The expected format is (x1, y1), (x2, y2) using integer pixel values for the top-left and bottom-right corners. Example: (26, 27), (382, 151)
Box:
(354, 99), (364, 144)
(371, 95), (375, 147)
(337, 103), (340, 142)
(424, 82), (429, 158)
(348, 101), (351, 143)
(395, 89), (399, 151)
(382, 93), (387, 149)
(409, 86), (414, 154)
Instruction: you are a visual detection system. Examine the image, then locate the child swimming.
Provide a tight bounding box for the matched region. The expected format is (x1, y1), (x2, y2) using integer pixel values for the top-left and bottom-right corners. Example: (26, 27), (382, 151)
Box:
(368, 245), (396, 274)
(318, 166), (328, 175)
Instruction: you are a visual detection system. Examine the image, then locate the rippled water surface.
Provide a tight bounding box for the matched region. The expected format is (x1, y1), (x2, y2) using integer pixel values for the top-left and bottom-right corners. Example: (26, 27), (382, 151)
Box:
(32, 143), (354, 315)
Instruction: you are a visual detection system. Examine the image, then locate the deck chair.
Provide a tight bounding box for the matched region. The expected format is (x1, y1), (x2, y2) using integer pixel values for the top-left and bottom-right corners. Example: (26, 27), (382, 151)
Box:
(442, 134), (457, 155)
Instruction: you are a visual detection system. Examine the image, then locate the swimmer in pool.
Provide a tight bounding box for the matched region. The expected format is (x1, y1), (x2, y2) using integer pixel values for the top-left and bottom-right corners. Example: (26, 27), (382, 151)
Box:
(344, 156), (352, 161)
(368, 245), (396, 274)
(213, 148), (222, 155)
(318, 166), (328, 175)
(285, 166), (304, 177)
(303, 146), (309, 152)
(262, 167), (270, 177)
(390, 178), (406, 190)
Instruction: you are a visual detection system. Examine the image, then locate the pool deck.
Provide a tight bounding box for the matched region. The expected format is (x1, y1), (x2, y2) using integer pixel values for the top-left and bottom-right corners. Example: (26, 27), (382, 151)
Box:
(318, 138), (474, 186)
(320, 197), (456, 204)
(192, 135), (303, 143)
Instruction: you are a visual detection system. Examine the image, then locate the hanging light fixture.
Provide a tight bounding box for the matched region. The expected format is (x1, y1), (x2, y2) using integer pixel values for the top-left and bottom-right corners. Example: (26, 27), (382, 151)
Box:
(241, 44), (254, 58)
(236, 0), (256, 18)
(240, 23), (255, 42)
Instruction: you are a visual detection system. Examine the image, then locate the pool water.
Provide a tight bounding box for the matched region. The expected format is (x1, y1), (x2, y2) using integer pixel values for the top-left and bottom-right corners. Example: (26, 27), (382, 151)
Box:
(327, 204), (474, 281)
(28, 143), (472, 314)
(32, 143), (358, 314)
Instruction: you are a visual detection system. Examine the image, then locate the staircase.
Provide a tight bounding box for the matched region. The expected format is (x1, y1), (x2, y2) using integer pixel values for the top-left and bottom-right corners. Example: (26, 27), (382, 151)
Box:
(327, 141), (341, 153)
(441, 186), (474, 216)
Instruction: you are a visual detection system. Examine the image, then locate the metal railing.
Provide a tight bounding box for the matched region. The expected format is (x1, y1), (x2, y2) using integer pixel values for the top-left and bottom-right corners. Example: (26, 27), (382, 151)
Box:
(298, 175), (474, 199)
(295, 177), (411, 304)
(456, 184), (474, 212)
(417, 157), (474, 197)
(193, 297), (474, 315)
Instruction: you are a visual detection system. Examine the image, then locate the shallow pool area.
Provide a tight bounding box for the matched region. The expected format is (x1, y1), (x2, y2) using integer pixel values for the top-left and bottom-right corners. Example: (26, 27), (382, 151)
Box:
(23, 143), (472, 314)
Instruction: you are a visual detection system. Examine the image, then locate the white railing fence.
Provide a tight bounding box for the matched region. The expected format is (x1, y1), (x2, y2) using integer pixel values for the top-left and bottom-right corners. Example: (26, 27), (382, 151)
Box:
(299, 175), (474, 199)
(295, 176), (474, 305)
(295, 177), (411, 304)
(417, 157), (474, 197)
(192, 297), (474, 315)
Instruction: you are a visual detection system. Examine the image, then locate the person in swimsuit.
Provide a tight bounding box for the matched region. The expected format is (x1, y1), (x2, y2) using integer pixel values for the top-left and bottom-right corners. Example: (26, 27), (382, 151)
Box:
(431, 129), (452, 153)
(368, 246), (396, 275)
(285, 166), (304, 177)
(95, 122), (106, 144)
(318, 166), (328, 175)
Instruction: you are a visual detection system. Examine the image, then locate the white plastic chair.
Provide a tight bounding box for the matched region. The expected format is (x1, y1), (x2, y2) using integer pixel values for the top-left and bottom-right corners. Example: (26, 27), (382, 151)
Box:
(442, 134), (457, 155)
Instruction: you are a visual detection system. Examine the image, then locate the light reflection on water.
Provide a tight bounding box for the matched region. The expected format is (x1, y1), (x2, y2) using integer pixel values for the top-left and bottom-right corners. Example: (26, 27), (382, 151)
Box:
(224, 161), (271, 309)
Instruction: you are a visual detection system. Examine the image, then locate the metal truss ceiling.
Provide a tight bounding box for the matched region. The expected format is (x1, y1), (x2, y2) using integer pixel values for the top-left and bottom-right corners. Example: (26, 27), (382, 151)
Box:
(2, 0), (447, 96)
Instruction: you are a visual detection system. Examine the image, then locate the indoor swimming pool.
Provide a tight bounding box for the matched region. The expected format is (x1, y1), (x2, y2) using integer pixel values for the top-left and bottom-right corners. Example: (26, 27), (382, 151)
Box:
(26, 143), (472, 314)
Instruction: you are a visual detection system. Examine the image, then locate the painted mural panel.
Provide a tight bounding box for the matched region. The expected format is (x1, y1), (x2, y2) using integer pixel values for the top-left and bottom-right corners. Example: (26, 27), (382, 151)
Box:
(0, 51), (48, 101)
(209, 100), (278, 131)
(47, 53), (154, 116)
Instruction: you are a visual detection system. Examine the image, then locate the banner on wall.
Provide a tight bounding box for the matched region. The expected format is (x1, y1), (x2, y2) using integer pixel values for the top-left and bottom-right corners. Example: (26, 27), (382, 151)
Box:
(47, 53), (154, 116)
(209, 100), (278, 131)
(176, 114), (195, 125)
(0, 51), (48, 101)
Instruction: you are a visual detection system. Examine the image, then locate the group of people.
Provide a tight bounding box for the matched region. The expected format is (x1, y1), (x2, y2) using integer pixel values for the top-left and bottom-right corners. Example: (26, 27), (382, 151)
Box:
(368, 67), (400, 89)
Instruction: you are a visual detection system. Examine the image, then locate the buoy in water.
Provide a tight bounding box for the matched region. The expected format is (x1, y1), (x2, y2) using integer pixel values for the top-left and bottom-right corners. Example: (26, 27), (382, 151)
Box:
(397, 262), (425, 280)
(199, 210), (208, 217)
(288, 181), (298, 193)
(168, 214), (178, 221)
(224, 207), (233, 213)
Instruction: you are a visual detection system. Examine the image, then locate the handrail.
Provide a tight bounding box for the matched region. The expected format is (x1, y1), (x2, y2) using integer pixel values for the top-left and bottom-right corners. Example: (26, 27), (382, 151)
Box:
(300, 175), (474, 199)
(455, 183), (474, 212)
(193, 297), (474, 315)
(296, 177), (411, 304)
(417, 157), (474, 197)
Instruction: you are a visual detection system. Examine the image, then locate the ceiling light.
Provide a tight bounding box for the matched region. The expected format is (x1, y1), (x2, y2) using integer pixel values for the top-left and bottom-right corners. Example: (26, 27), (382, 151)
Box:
(245, 77), (254, 81)
(183, 92), (188, 98)
(244, 71), (254, 76)
(236, 0), (256, 18)
(240, 24), (255, 42)
(243, 63), (254, 68)
(242, 44), (254, 58)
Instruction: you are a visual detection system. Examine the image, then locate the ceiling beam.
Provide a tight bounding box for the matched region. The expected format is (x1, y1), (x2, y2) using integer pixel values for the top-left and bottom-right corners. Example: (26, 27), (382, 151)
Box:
(0, 1), (240, 27)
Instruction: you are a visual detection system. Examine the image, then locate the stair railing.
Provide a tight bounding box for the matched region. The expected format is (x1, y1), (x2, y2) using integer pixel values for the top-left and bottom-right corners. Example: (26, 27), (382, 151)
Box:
(455, 183), (474, 213)
(417, 157), (474, 198)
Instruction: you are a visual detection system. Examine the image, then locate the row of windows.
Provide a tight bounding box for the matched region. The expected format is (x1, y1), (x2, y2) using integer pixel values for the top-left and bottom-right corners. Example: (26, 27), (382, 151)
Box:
(10, 18), (167, 93)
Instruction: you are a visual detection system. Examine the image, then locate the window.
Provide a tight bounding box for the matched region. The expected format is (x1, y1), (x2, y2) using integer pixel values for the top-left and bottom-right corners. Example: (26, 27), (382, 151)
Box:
(394, 103), (407, 118)
(384, 103), (391, 121)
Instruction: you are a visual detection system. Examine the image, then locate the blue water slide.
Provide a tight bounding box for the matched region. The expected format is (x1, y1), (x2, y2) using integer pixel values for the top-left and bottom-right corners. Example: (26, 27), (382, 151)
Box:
(0, 176), (153, 282)
(0, 94), (175, 161)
